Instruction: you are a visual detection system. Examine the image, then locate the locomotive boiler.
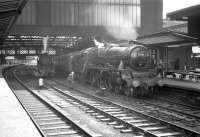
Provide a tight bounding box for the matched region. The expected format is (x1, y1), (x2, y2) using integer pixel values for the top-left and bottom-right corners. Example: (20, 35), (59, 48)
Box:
(87, 45), (153, 70)
(38, 42), (158, 96)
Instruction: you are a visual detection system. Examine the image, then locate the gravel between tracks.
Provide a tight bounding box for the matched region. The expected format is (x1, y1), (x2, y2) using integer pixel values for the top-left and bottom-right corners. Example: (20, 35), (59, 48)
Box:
(50, 78), (200, 133)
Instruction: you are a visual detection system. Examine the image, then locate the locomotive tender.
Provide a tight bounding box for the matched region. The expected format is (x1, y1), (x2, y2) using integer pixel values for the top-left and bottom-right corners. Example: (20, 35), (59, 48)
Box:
(38, 42), (158, 96)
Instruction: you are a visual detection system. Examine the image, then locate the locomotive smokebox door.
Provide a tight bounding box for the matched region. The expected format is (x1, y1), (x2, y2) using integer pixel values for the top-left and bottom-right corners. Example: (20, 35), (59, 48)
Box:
(38, 77), (44, 87)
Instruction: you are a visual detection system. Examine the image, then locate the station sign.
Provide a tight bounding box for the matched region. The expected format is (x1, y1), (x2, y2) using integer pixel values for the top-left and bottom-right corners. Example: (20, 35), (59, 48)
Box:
(5, 56), (15, 60)
(26, 56), (38, 60)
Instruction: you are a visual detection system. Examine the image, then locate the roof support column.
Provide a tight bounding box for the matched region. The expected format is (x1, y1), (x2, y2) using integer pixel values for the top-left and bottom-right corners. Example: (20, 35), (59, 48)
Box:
(164, 46), (168, 71)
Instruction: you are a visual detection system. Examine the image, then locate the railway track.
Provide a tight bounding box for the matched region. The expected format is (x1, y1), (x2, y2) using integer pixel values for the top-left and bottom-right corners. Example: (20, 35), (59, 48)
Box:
(153, 95), (200, 114)
(154, 87), (200, 107)
(43, 81), (200, 137)
(142, 96), (200, 119)
(52, 79), (200, 129)
(9, 66), (200, 136)
(4, 67), (100, 137)
(115, 94), (200, 128)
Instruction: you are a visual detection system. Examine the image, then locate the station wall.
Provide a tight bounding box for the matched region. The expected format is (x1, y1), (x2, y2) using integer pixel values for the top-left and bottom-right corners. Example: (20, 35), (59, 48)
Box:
(10, 0), (163, 41)
(167, 46), (192, 70)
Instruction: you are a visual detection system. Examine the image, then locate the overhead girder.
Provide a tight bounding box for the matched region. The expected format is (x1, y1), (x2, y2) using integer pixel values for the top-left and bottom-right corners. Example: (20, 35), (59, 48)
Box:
(0, 9), (21, 19)
(0, 0), (29, 46)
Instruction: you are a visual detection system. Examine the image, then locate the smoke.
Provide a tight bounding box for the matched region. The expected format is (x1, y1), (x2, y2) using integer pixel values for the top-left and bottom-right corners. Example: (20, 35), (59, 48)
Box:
(42, 36), (49, 53)
(103, 5), (138, 41)
(93, 38), (104, 48)
(85, 2), (139, 41)
(106, 27), (138, 41)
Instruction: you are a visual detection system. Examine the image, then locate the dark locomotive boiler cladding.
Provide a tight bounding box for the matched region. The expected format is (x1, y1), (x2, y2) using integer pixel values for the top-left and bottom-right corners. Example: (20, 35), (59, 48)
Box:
(38, 41), (158, 96)
(84, 43), (158, 96)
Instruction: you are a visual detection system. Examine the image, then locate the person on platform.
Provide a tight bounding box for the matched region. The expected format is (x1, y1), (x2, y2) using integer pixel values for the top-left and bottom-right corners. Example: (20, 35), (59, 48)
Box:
(156, 63), (163, 78)
(68, 71), (74, 83)
(174, 58), (180, 70)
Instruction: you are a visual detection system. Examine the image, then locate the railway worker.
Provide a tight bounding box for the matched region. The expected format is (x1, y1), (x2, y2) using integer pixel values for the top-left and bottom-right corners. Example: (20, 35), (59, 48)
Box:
(156, 63), (163, 78)
(68, 71), (75, 83)
(38, 76), (44, 88)
(100, 70), (111, 91)
(110, 71), (122, 94)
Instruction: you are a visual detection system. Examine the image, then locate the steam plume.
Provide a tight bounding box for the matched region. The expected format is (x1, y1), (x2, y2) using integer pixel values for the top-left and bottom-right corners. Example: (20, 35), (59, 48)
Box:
(42, 36), (49, 54)
(84, 2), (139, 41)
(103, 5), (138, 40)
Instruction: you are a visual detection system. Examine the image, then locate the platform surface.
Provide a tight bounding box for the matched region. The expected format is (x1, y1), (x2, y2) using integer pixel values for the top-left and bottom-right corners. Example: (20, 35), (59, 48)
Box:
(158, 78), (200, 92)
(0, 65), (41, 137)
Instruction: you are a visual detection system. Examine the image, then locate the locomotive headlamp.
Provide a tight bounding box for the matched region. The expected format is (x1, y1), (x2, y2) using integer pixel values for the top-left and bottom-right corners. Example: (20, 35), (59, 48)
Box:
(132, 80), (140, 87)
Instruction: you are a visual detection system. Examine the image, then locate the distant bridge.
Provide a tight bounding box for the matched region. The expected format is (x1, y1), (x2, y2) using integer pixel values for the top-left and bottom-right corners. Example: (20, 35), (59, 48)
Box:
(0, 35), (94, 56)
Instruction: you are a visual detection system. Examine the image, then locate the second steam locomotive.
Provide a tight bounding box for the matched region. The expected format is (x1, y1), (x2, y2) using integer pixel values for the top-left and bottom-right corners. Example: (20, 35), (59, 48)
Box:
(38, 41), (158, 96)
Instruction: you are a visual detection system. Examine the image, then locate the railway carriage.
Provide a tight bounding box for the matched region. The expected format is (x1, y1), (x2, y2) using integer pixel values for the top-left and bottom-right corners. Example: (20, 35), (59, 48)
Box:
(37, 53), (55, 77)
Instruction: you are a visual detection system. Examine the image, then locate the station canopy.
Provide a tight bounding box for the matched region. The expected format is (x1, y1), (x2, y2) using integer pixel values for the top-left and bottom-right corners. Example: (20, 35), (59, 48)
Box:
(136, 31), (200, 47)
(0, 0), (28, 46)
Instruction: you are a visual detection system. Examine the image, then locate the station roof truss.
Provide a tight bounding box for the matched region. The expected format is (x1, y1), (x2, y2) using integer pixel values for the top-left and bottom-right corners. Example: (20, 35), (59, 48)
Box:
(0, 0), (28, 46)
(167, 4), (200, 20)
(136, 31), (200, 47)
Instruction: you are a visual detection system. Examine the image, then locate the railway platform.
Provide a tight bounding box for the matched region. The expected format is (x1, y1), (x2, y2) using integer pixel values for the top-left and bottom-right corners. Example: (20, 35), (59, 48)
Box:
(0, 65), (41, 137)
(158, 78), (200, 92)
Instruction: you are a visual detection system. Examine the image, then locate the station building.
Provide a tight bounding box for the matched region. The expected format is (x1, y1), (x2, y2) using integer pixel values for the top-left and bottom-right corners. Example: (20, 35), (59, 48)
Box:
(137, 5), (200, 71)
(166, 5), (200, 70)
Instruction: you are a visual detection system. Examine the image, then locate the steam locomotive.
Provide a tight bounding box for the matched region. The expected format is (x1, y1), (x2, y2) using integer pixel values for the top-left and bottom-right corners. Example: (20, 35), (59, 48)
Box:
(38, 41), (158, 96)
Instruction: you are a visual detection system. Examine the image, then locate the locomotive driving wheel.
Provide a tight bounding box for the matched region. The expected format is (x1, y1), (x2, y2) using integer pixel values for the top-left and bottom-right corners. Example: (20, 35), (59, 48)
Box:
(124, 88), (132, 96)
(99, 70), (111, 91)
(90, 71), (99, 87)
(132, 87), (141, 96)
(99, 79), (107, 90)
(140, 83), (149, 96)
(99, 78), (111, 91)
(114, 86), (120, 94)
